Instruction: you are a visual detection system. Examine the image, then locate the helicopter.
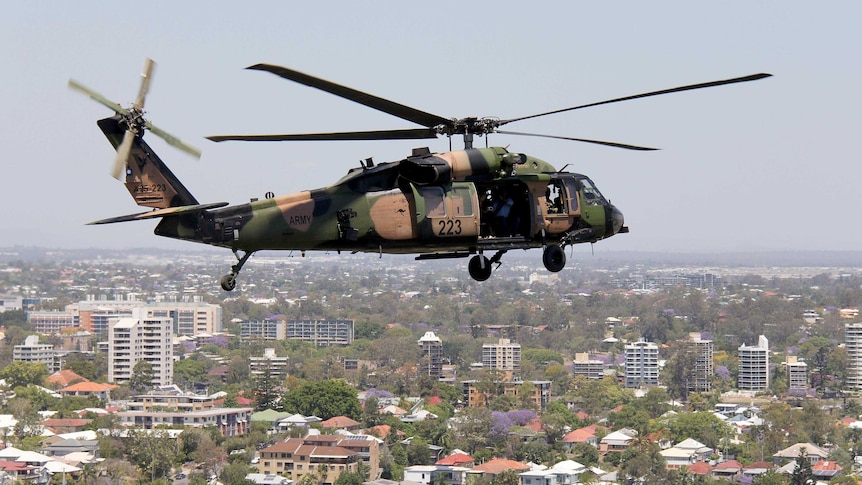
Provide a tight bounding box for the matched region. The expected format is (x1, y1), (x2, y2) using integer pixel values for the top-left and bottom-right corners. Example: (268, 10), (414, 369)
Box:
(69, 60), (770, 291)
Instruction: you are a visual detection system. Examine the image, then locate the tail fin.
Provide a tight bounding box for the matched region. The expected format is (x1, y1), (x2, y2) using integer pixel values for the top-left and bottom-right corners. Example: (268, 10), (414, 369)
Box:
(98, 116), (198, 209)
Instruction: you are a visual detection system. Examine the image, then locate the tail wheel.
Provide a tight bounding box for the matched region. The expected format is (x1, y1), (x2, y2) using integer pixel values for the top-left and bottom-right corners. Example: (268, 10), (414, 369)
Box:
(543, 244), (566, 272)
(468, 255), (493, 281)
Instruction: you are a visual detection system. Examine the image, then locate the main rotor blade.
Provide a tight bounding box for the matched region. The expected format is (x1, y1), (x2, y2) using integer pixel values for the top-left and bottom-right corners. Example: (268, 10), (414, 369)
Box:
(207, 128), (439, 142)
(247, 63), (452, 129)
(146, 121), (202, 158)
(500, 73), (773, 126)
(134, 58), (156, 110)
(68, 79), (129, 117)
(496, 130), (659, 151)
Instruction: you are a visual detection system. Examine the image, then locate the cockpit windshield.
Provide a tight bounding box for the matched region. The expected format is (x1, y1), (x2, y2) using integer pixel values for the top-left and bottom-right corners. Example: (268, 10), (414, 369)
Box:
(579, 177), (608, 206)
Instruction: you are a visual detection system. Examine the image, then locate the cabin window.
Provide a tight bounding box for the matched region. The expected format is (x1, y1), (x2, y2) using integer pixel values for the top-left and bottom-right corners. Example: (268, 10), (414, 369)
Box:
(422, 187), (446, 217)
(451, 186), (474, 217)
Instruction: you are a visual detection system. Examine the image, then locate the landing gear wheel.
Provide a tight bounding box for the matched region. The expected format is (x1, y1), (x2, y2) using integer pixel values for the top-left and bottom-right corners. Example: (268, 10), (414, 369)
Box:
(468, 255), (493, 281)
(543, 244), (566, 272)
(220, 274), (237, 292)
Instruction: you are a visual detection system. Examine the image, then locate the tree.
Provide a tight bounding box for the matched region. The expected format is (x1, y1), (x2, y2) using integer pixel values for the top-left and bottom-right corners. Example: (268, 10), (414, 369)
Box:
(281, 379), (361, 420)
(334, 471), (365, 485)
(220, 461), (255, 485)
(129, 360), (154, 393)
(752, 470), (787, 485)
(8, 396), (42, 440)
(789, 449), (813, 485)
(619, 437), (667, 485)
(491, 469), (521, 485)
(0, 361), (47, 388)
(406, 437), (431, 465)
(126, 430), (177, 481)
(253, 367), (281, 411)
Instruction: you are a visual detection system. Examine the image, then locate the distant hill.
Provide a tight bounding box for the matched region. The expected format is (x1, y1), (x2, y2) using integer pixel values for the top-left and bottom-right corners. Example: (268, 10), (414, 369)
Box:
(3, 246), (862, 268)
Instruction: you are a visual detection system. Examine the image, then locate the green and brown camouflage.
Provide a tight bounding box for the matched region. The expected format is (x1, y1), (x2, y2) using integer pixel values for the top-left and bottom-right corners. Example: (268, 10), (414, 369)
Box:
(91, 115), (626, 289)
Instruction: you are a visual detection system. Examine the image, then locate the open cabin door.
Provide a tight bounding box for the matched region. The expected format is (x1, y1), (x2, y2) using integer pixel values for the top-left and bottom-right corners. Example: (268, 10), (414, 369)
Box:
(543, 178), (580, 234)
(412, 183), (480, 239)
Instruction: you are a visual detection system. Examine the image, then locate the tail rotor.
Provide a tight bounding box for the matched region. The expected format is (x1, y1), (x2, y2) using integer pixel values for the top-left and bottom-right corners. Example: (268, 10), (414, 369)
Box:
(69, 58), (201, 180)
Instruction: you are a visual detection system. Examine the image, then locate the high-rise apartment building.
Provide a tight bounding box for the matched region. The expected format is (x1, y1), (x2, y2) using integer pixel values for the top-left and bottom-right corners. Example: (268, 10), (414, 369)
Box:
(108, 309), (173, 386)
(845, 322), (862, 390)
(738, 335), (769, 391)
(418, 331), (443, 377)
(689, 333), (714, 392)
(482, 338), (521, 371)
(625, 338), (659, 388)
(785, 356), (809, 391)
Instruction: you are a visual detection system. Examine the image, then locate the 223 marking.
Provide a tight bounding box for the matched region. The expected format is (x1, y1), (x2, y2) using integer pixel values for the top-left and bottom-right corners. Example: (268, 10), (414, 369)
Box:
(437, 219), (462, 236)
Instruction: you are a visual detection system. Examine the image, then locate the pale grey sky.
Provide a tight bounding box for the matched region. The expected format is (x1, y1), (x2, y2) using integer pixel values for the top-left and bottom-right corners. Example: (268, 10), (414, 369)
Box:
(2, 2), (859, 254)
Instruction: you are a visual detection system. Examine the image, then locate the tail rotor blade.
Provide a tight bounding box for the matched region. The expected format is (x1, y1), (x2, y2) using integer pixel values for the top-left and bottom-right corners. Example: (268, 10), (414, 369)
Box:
(113, 130), (135, 179)
(134, 58), (156, 110)
(68, 79), (129, 117)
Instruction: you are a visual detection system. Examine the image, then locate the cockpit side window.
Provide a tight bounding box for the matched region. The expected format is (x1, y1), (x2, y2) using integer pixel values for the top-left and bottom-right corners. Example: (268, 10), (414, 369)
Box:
(579, 177), (607, 206)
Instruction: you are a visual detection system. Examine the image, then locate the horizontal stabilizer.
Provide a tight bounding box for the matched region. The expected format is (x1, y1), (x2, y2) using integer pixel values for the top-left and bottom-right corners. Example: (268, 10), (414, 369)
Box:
(88, 202), (229, 225)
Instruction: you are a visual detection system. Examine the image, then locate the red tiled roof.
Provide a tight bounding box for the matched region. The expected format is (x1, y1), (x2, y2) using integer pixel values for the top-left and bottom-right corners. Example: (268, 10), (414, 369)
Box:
(743, 461), (772, 471)
(562, 424), (598, 443)
(713, 460), (743, 471)
(41, 418), (92, 428)
(368, 424), (391, 438)
(688, 461), (713, 475)
(471, 458), (530, 474)
(59, 381), (117, 393)
(436, 453), (473, 466)
(0, 460), (36, 472)
(321, 416), (361, 428)
(524, 417), (542, 433)
(45, 370), (87, 387)
(427, 396), (443, 406)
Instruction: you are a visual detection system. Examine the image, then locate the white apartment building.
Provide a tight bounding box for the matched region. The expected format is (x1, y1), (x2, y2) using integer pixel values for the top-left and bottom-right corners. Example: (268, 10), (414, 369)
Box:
(418, 331), (444, 377)
(249, 348), (289, 379)
(108, 309), (174, 386)
(13, 335), (64, 373)
(845, 322), (862, 390)
(482, 338), (521, 371)
(738, 335), (769, 391)
(625, 338), (659, 388)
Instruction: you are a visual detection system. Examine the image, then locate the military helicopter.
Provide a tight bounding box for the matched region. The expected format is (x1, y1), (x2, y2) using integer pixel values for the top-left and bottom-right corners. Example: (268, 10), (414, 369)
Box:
(70, 60), (769, 291)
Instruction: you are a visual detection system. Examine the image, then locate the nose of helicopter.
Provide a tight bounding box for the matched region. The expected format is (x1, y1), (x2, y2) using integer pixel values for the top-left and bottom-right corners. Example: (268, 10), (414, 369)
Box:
(608, 204), (627, 236)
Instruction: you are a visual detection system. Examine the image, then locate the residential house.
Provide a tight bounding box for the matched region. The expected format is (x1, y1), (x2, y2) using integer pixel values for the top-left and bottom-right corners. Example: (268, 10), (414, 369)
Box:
(403, 465), (469, 485)
(711, 460), (743, 481)
(58, 381), (117, 400)
(470, 457), (530, 479)
(772, 442), (829, 465)
(660, 438), (713, 469)
(320, 416), (361, 432)
(561, 424), (599, 451)
(599, 428), (637, 454)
